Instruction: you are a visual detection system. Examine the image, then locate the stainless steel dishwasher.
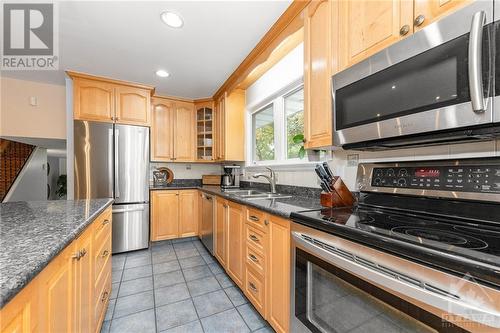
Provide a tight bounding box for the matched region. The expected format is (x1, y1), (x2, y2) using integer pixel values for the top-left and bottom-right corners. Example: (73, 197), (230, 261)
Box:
(200, 193), (214, 254)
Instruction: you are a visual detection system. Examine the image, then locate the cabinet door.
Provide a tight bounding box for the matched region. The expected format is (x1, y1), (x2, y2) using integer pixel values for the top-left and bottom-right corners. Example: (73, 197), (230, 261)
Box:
(224, 90), (245, 161)
(268, 216), (290, 333)
(38, 244), (75, 333)
(413, 0), (470, 31)
(151, 98), (175, 162)
(338, 0), (413, 70)
(215, 96), (225, 161)
(304, 0), (334, 149)
(115, 86), (151, 126)
(214, 197), (227, 267)
(226, 202), (244, 288)
(74, 78), (115, 122)
(179, 190), (198, 237)
(74, 227), (93, 333)
(174, 101), (195, 162)
(151, 191), (179, 241)
(0, 284), (37, 333)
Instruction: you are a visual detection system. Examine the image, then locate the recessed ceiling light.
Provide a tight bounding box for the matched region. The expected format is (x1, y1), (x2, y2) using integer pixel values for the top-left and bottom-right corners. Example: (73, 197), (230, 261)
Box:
(156, 70), (170, 78)
(160, 11), (183, 28)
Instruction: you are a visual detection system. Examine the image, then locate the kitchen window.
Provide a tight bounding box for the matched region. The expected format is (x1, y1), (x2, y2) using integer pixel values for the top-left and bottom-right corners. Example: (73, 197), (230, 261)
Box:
(250, 85), (304, 165)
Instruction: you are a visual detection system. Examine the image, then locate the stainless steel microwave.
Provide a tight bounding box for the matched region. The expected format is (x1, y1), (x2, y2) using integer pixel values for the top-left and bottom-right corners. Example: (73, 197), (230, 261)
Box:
(332, 1), (499, 150)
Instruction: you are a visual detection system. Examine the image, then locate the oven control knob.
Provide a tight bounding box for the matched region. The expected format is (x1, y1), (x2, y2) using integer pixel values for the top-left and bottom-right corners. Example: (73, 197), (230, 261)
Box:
(387, 169), (395, 177)
(374, 178), (382, 185)
(398, 169), (408, 177)
(398, 178), (407, 187)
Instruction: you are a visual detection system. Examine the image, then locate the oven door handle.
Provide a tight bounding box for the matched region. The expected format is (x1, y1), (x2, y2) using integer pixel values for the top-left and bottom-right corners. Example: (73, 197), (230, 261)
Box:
(468, 10), (487, 113)
(292, 232), (500, 328)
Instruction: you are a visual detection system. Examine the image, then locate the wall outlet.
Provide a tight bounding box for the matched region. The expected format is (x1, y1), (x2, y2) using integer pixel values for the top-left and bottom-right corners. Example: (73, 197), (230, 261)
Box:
(186, 164), (191, 170)
(347, 154), (359, 167)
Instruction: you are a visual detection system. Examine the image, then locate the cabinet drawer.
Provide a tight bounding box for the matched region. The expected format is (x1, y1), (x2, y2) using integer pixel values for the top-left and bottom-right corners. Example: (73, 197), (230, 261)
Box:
(246, 208), (268, 232)
(95, 234), (111, 282)
(245, 268), (266, 316)
(94, 269), (111, 327)
(245, 225), (266, 253)
(245, 245), (265, 276)
(94, 207), (112, 243)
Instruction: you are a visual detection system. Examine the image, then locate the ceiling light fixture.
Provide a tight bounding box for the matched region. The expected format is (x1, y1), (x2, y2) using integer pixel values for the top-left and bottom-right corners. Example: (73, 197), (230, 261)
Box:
(156, 70), (170, 78)
(160, 11), (183, 28)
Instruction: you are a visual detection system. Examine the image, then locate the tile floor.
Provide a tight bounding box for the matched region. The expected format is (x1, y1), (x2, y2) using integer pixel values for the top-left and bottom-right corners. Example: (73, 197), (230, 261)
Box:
(101, 237), (275, 333)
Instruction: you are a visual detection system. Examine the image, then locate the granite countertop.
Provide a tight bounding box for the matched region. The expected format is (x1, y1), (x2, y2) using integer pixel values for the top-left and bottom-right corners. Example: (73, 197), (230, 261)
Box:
(152, 182), (323, 218)
(0, 198), (114, 308)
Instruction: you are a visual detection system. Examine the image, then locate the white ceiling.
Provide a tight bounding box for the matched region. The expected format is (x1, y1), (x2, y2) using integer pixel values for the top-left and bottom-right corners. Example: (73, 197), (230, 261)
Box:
(3, 1), (292, 99)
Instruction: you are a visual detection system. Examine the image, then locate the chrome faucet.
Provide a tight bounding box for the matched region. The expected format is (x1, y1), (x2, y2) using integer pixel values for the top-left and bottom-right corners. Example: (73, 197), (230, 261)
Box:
(253, 167), (277, 194)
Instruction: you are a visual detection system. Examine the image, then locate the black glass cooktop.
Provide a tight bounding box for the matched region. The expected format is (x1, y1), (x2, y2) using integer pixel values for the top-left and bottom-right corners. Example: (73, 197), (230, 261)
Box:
(291, 194), (500, 286)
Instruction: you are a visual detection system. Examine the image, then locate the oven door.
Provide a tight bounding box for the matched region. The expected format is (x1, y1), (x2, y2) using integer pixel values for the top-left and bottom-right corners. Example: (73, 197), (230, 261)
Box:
(332, 1), (495, 147)
(290, 223), (500, 333)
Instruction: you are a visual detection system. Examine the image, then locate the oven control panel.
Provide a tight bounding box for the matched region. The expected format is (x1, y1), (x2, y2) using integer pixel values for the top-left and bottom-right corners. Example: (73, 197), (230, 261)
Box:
(371, 165), (500, 193)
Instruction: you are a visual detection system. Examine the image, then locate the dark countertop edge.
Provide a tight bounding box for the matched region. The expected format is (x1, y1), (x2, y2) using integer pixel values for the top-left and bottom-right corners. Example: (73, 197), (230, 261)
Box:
(150, 185), (320, 219)
(0, 198), (114, 308)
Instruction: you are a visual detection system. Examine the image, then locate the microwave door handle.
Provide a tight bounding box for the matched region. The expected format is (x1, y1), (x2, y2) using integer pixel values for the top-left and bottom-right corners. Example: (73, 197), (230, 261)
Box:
(468, 10), (486, 113)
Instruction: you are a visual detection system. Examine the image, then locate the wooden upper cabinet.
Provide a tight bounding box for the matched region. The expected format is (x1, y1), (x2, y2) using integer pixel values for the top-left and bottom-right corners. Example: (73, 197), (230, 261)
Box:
(69, 72), (154, 126)
(226, 202), (244, 288)
(151, 191), (179, 241)
(73, 78), (115, 122)
(215, 96), (226, 161)
(151, 98), (175, 162)
(179, 190), (198, 237)
(214, 90), (245, 161)
(115, 86), (151, 126)
(304, 0), (335, 149)
(338, 0), (413, 71)
(413, 0), (470, 31)
(174, 101), (195, 162)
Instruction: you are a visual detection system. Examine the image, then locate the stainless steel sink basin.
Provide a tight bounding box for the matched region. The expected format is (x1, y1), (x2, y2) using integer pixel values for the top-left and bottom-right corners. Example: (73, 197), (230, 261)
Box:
(240, 193), (293, 200)
(224, 189), (265, 195)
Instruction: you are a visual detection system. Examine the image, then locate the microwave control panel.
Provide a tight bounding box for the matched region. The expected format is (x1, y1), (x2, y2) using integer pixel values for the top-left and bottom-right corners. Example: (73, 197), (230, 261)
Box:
(371, 165), (500, 193)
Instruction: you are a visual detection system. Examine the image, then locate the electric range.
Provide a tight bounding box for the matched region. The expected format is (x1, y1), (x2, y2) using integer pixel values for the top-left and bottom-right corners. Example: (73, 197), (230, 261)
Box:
(290, 158), (500, 333)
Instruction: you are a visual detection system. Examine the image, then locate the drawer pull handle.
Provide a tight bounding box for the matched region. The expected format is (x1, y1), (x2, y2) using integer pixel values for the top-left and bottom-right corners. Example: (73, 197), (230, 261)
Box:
(101, 291), (109, 303)
(264, 220), (269, 226)
(101, 250), (109, 258)
(72, 252), (81, 260)
(249, 215), (259, 222)
(249, 235), (259, 242)
(249, 254), (259, 263)
(80, 248), (87, 258)
(102, 219), (110, 226)
(249, 282), (258, 293)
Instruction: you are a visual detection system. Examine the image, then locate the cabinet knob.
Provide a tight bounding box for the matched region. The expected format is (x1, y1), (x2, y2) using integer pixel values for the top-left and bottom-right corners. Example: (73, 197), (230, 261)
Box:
(249, 215), (259, 222)
(414, 14), (425, 27)
(101, 291), (109, 303)
(249, 282), (258, 293)
(80, 248), (87, 258)
(72, 252), (81, 260)
(249, 254), (259, 263)
(264, 220), (269, 226)
(399, 24), (410, 36)
(102, 219), (110, 226)
(101, 250), (109, 258)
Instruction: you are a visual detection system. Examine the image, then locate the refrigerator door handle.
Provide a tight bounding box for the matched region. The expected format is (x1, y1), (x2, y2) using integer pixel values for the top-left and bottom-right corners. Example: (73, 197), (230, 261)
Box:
(108, 128), (114, 197)
(114, 128), (120, 199)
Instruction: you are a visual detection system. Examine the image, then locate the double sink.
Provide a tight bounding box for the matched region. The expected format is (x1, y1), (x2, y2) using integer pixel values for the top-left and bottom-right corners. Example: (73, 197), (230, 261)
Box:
(223, 189), (292, 200)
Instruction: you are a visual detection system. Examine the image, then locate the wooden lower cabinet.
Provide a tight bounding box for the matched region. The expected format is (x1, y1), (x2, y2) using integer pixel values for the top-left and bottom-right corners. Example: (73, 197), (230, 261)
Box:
(267, 215), (291, 333)
(0, 206), (112, 333)
(214, 197), (228, 267)
(226, 202), (244, 288)
(150, 190), (198, 241)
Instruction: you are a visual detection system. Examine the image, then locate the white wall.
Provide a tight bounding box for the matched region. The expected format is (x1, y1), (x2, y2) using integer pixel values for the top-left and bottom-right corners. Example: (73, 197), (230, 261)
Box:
(242, 43), (500, 190)
(4, 147), (48, 202)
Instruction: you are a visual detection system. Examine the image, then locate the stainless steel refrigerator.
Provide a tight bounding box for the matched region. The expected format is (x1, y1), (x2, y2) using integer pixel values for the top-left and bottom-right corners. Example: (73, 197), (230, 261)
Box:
(74, 121), (149, 253)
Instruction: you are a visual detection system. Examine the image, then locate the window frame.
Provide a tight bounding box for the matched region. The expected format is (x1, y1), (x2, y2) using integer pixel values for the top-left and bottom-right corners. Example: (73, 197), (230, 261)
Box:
(247, 82), (305, 166)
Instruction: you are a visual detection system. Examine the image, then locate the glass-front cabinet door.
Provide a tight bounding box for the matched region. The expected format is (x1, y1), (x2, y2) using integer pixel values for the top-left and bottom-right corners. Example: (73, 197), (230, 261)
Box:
(196, 107), (214, 161)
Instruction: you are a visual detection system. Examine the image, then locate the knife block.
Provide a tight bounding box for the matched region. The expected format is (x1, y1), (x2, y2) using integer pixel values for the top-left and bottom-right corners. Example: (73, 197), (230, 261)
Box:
(320, 177), (355, 208)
